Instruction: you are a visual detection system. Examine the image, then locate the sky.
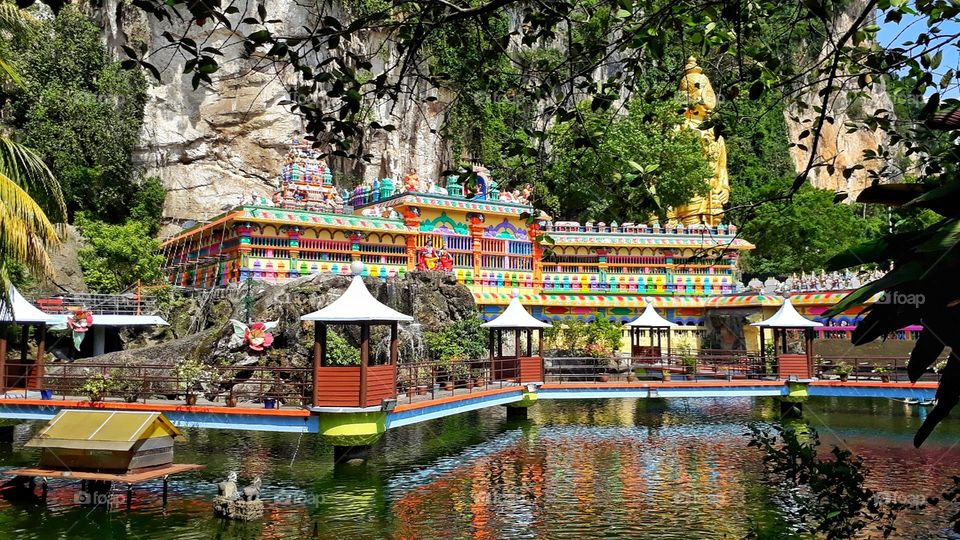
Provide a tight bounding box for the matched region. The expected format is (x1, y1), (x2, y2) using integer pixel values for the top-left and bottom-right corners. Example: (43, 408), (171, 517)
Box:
(877, 9), (960, 98)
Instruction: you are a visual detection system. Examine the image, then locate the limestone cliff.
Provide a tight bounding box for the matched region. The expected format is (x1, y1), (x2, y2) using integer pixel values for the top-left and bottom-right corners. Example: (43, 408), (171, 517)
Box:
(91, 0), (451, 231)
(783, 0), (902, 198)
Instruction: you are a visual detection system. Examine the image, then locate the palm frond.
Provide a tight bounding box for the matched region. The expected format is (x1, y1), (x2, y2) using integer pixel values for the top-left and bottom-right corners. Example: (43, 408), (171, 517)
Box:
(0, 138), (66, 223)
(0, 3), (29, 37)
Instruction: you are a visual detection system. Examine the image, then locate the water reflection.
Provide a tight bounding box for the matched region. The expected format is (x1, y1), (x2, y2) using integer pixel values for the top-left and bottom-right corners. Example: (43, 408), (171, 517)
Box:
(0, 397), (957, 539)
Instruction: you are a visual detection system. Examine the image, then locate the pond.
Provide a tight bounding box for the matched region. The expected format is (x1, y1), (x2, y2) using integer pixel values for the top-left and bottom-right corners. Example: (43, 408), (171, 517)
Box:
(0, 397), (958, 539)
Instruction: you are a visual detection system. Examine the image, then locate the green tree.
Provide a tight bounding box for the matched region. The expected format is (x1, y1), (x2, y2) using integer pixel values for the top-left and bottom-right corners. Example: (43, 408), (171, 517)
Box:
(424, 316), (489, 362)
(75, 214), (164, 293)
(130, 176), (167, 236)
(0, 2), (66, 297)
(8, 7), (146, 222)
(737, 180), (873, 275)
(543, 98), (710, 221)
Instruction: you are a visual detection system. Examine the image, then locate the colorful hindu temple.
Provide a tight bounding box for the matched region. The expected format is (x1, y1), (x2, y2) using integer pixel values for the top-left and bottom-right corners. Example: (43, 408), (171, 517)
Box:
(161, 59), (900, 351)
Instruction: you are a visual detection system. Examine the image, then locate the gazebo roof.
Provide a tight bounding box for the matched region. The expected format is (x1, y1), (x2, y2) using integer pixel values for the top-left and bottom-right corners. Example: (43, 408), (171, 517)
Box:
(300, 271), (413, 323)
(624, 303), (677, 328)
(481, 296), (552, 329)
(751, 297), (822, 328)
(0, 287), (59, 324)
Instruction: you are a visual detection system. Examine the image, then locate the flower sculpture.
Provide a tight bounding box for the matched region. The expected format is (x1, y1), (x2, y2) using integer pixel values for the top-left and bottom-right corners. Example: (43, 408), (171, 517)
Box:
(67, 310), (94, 350)
(245, 322), (275, 351)
(67, 310), (93, 333)
(230, 319), (278, 352)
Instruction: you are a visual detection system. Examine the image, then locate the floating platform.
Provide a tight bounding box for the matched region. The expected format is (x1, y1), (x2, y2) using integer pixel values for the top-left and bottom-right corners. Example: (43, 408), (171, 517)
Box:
(4, 463), (204, 483)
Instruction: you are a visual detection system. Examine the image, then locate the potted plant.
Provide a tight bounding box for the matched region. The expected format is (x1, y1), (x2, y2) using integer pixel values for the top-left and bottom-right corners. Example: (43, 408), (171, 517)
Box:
(682, 355), (697, 375)
(115, 378), (144, 403)
(662, 369), (672, 382)
(225, 390), (238, 407)
(834, 361), (853, 382)
(398, 369), (416, 398)
(80, 373), (116, 402)
(174, 358), (207, 406)
(451, 363), (471, 389)
(471, 368), (486, 388)
(416, 366), (431, 395)
(874, 365), (892, 383)
(626, 370), (638, 383)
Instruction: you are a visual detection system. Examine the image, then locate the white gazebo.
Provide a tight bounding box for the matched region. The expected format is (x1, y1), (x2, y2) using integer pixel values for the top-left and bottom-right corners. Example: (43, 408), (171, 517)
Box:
(481, 295), (551, 383)
(624, 303), (677, 359)
(0, 287), (59, 390)
(751, 297), (822, 379)
(300, 261), (413, 408)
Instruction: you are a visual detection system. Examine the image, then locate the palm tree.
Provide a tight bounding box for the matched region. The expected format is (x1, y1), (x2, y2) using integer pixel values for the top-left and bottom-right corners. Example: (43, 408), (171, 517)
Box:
(0, 2), (66, 302)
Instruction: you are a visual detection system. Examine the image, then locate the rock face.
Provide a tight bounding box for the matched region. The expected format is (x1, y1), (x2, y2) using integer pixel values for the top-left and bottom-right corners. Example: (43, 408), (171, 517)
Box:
(36, 224), (88, 295)
(92, 0), (451, 231)
(783, 0), (902, 198)
(80, 271), (476, 371)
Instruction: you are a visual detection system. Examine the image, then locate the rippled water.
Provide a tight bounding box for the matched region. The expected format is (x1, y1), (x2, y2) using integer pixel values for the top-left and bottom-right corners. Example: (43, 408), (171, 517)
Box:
(1, 397), (959, 539)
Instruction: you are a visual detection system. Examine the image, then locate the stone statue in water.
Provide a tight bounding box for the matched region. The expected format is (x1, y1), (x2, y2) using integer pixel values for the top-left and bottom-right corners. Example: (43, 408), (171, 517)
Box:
(214, 472), (263, 521)
(667, 57), (731, 228)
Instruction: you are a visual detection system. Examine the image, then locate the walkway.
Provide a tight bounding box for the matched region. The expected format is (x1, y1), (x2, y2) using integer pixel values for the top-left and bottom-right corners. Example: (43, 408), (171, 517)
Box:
(0, 379), (938, 435)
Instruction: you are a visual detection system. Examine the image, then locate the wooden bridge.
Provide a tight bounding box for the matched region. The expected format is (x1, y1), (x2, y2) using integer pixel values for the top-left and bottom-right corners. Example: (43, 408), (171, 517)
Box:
(0, 351), (938, 460)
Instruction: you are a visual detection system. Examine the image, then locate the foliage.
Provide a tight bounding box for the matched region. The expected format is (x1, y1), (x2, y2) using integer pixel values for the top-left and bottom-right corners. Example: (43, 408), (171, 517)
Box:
(6, 6), (147, 223)
(424, 316), (488, 362)
(75, 214), (165, 293)
(173, 357), (207, 394)
(543, 98), (710, 222)
(0, 4), (66, 304)
(833, 361), (853, 376)
(749, 423), (915, 538)
(736, 180), (873, 275)
(130, 177), (167, 236)
(326, 330), (360, 366)
(545, 317), (621, 357)
(822, 107), (960, 445)
(80, 372), (117, 401)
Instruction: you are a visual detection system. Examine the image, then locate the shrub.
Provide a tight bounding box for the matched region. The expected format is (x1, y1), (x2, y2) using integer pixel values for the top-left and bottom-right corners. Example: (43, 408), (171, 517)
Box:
(326, 331), (360, 366)
(424, 316), (489, 362)
(75, 213), (165, 293)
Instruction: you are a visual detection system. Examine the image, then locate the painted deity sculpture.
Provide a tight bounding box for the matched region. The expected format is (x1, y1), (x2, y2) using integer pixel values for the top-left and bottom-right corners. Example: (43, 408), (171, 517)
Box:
(416, 239), (453, 271)
(403, 168), (420, 192)
(667, 57), (730, 228)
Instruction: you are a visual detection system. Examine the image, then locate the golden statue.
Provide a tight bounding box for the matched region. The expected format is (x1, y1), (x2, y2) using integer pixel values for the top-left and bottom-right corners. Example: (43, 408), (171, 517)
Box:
(667, 57), (730, 227)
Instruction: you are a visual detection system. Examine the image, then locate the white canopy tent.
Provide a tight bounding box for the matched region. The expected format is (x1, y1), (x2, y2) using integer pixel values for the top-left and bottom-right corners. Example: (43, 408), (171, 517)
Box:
(624, 302), (676, 358)
(301, 273), (413, 323)
(300, 262), (413, 409)
(480, 296), (551, 329)
(0, 287), (58, 392)
(751, 297), (822, 379)
(625, 303), (677, 328)
(751, 297), (822, 329)
(0, 287), (59, 325)
(481, 296), (550, 383)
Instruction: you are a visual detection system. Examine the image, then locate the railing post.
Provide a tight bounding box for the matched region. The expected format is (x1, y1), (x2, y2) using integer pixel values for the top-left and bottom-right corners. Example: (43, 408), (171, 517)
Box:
(359, 322), (370, 407)
(312, 322), (325, 406)
(35, 324), (46, 390)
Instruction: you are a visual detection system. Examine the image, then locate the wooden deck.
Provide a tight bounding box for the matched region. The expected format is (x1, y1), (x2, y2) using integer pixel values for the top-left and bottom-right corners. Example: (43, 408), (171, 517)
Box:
(4, 463), (204, 484)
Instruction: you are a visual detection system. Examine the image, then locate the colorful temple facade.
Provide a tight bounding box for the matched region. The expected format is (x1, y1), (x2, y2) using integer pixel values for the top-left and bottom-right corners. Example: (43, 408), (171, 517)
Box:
(161, 142), (896, 349)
